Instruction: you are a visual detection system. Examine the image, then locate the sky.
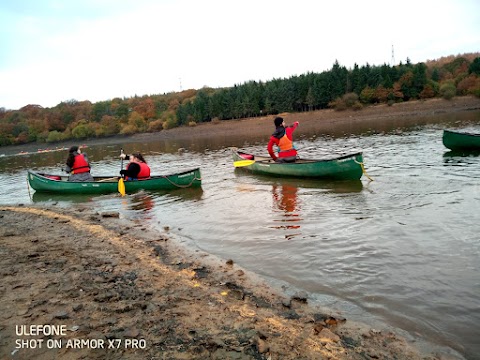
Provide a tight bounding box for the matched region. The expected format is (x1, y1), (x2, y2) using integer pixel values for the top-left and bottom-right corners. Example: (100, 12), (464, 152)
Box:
(0, 0), (479, 110)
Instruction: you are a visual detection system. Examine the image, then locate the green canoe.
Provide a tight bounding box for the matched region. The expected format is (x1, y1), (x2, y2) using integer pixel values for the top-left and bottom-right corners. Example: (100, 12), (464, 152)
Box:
(443, 129), (480, 151)
(27, 168), (202, 194)
(232, 150), (365, 180)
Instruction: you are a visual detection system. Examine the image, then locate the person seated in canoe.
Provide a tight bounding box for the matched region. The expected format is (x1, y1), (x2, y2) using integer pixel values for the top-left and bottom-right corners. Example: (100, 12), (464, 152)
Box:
(267, 117), (299, 162)
(65, 146), (94, 182)
(119, 152), (151, 181)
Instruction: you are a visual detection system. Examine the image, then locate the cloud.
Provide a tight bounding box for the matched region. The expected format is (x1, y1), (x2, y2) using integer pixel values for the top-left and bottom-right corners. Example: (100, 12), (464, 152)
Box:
(1, 0), (479, 110)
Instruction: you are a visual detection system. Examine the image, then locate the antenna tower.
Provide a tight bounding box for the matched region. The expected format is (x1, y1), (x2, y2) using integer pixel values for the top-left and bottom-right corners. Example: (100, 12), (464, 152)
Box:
(391, 45), (395, 66)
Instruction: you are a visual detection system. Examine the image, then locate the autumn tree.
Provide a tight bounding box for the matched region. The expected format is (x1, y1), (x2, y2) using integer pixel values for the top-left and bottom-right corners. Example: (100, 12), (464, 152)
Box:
(457, 74), (480, 96)
(99, 115), (120, 136)
(359, 86), (376, 104)
(440, 81), (456, 99)
(133, 98), (156, 119)
(419, 84), (436, 99)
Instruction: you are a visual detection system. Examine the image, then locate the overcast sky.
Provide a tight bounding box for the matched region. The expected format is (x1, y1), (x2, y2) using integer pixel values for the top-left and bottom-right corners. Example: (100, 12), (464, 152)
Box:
(1, 0), (479, 110)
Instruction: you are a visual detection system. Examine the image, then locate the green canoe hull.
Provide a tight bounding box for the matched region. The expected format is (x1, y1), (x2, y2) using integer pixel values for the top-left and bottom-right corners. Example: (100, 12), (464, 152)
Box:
(232, 151), (364, 180)
(443, 130), (480, 151)
(27, 168), (202, 194)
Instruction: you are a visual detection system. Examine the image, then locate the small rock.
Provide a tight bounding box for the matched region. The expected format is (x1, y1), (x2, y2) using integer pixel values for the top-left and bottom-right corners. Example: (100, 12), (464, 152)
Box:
(326, 315), (346, 326)
(318, 328), (340, 343)
(257, 338), (270, 353)
(72, 303), (83, 312)
(101, 212), (120, 218)
(292, 291), (308, 303)
(281, 310), (300, 320)
(226, 259), (234, 266)
(123, 328), (140, 338)
(313, 323), (324, 334)
(228, 289), (245, 300)
(53, 311), (70, 320)
(17, 308), (29, 316)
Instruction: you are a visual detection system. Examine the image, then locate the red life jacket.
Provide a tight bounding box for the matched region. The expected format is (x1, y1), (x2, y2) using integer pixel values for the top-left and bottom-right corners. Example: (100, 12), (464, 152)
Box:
(71, 154), (90, 174)
(126, 161), (150, 180)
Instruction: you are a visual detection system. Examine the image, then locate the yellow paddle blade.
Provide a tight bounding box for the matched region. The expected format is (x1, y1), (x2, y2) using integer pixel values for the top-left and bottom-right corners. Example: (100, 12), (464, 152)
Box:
(233, 160), (255, 167)
(118, 178), (126, 196)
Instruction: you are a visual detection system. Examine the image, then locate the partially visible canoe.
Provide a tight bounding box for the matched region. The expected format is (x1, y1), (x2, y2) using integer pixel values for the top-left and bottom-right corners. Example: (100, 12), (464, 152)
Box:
(232, 150), (364, 180)
(443, 129), (480, 151)
(27, 168), (202, 194)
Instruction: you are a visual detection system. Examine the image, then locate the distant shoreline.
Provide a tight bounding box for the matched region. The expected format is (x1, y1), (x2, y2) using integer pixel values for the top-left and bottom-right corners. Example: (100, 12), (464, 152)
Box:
(2, 96), (480, 156)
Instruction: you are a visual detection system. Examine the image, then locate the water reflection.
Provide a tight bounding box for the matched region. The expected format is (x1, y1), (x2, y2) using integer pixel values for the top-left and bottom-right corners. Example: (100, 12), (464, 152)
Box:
(235, 168), (364, 194)
(442, 150), (480, 168)
(271, 183), (302, 240)
(268, 179), (363, 240)
(272, 183), (299, 213)
(129, 192), (155, 213)
(32, 192), (97, 203)
(30, 185), (203, 206)
(443, 149), (480, 159)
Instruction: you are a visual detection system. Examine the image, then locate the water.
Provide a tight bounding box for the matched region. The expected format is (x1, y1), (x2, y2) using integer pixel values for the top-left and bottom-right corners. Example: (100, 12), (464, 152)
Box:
(1, 111), (479, 359)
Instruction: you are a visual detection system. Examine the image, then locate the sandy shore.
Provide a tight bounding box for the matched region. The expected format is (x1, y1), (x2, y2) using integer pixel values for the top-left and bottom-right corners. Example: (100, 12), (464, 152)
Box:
(0, 205), (445, 360)
(2, 97), (479, 359)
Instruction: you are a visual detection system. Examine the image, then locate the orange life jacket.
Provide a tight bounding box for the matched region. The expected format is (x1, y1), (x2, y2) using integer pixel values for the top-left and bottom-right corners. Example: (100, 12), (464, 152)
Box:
(277, 133), (297, 159)
(71, 154), (90, 174)
(278, 134), (294, 152)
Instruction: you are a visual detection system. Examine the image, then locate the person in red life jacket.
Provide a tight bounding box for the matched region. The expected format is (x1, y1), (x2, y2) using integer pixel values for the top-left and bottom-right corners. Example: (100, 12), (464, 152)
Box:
(119, 153), (151, 181)
(65, 146), (94, 182)
(267, 117), (299, 162)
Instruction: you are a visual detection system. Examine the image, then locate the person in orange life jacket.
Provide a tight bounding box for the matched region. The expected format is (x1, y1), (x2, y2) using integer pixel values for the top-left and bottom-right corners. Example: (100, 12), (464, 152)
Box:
(267, 117), (299, 162)
(65, 146), (94, 182)
(119, 153), (151, 181)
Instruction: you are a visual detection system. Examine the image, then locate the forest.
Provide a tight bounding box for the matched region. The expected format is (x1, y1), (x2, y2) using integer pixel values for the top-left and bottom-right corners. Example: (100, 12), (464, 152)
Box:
(0, 53), (479, 147)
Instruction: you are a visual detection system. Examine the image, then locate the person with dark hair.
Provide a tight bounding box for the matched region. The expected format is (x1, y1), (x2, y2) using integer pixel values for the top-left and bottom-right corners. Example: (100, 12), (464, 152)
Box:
(119, 153), (151, 180)
(267, 117), (299, 162)
(65, 146), (94, 182)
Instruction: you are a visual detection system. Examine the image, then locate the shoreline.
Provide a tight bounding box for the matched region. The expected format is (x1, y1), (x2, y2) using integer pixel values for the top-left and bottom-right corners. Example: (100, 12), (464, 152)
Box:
(1, 96), (480, 156)
(0, 204), (465, 360)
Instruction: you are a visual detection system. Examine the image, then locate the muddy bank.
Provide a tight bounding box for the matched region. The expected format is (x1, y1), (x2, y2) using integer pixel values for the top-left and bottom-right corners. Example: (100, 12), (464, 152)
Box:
(131, 96), (480, 142)
(0, 205), (458, 360)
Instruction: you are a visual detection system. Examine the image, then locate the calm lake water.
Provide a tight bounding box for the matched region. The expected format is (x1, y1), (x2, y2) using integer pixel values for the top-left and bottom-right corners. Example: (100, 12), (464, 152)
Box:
(1, 111), (479, 359)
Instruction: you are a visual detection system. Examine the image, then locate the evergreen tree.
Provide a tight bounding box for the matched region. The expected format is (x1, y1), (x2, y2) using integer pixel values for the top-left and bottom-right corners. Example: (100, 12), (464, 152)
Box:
(469, 57), (480, 75)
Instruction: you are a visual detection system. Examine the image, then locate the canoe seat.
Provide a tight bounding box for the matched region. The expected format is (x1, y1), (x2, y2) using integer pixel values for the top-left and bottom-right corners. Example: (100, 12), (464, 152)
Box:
(45, 175), (61, 180)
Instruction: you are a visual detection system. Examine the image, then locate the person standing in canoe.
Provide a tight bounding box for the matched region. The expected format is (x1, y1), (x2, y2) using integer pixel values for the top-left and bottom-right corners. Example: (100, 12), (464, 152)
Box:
(267, 117), (299, 162)
(65, 146), (94, 182)
(119, 153), (151, 181)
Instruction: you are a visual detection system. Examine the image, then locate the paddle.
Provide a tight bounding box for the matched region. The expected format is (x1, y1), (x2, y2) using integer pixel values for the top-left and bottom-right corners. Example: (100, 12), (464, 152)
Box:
(233, 159), (255, 167)
(118, 148), (126, 196)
